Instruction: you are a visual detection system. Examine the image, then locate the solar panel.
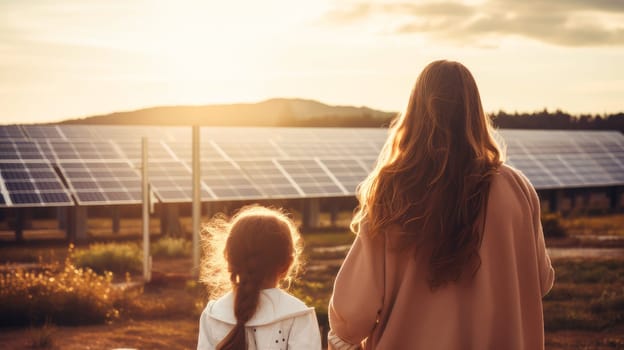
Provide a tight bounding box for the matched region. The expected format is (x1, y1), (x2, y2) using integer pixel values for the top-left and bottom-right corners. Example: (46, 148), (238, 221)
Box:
(43, 140), (123, 161)
(276, 141), (378, 158)
(560, 154), (618, 187)
(237, 160), (301, 198)
(276, 159), (346, 196)
(0, 140), (45, 160)
(90, 125), (171, 141)
(162, 141), (227, 162)
(0, 126), (623, 208)
(217, 141), (283, 159)
(200, 160), (263, 200)
(59, 125), (100, 140)
(115, 140), (176, 162)
(0, 161), (73, 207)
(58, 161), (141, 205)
(0, 126), (27, 139)
(147, 160), (213, 203)
(22, 126), (64, 139)
(320, 158), (369, 193)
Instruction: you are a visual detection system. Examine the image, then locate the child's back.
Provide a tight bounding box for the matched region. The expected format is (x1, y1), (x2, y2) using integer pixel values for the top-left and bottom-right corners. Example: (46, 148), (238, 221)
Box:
(196, 206), (321, 350)
(199, 288), (320, 349)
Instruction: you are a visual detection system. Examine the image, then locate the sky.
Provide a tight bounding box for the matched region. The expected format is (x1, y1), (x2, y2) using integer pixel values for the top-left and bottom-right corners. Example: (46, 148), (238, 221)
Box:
(1, 0), (623, 124)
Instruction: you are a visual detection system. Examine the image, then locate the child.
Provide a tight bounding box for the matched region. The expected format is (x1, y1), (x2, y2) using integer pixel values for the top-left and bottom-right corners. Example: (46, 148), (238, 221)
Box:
(197, 205), (322, 350)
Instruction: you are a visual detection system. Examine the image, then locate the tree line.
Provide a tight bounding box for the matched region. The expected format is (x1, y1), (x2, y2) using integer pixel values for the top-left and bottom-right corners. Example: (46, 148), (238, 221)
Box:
(289, 110), (624, 134)
(490, 110), (624, 133)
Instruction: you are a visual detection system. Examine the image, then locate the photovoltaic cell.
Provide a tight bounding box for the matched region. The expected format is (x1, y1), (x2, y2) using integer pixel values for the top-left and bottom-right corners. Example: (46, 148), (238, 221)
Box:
(0, 161), (73, 207)
(0, 126), (26, 139)
(147, 160), (213, 203)
(22, 126), (64, 139)
(115, 140), (176, 162)
(58, 161), (141, 205)
(281, 141), (379, 158)
(277, 159), (345, 196)
(60, 125), (100, 140)
(200, 160), (263, 200)
(237, 160), (301, 198)
(319, 158), (369, 193)
(0, 141), (45, 160)
(44, 140), (123, 161)
(216, 141), (283, 159)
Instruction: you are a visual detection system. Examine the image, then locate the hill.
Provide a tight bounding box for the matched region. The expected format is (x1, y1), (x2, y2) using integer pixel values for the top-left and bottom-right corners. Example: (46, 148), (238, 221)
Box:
(59, 98), (396, 127)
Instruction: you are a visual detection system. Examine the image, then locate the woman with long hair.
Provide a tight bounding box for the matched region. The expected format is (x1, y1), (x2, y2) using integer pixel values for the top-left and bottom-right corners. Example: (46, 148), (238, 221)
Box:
(328, 60), (554, 349)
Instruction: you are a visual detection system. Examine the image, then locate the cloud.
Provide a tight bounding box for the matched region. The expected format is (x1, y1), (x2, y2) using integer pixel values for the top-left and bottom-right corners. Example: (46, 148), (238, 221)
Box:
(321, 0), (624, 47)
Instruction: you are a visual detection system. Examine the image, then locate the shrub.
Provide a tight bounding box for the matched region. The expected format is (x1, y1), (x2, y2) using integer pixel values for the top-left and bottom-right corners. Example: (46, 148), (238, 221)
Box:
(0, 258), (119, 327)
(72, 242), (142, 275)
(151, 237), (191, 258)
(541, 212), (567, 238)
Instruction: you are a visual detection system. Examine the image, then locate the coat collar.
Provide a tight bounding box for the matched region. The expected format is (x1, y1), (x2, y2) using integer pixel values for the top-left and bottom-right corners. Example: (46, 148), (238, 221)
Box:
(207, 288), (314, 327)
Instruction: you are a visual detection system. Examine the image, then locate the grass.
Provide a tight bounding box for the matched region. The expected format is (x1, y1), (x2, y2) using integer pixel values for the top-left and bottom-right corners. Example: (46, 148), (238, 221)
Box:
(0, 246), (68, 264)
(553, 259), (623, 284)
(562, 214), (624, 237)
(0, 259), (119, 327)
(541, 212), (568, 238)
(72, 242), (142, 275)
(540, 258), (623, 331)
(151, 237), (191, 258)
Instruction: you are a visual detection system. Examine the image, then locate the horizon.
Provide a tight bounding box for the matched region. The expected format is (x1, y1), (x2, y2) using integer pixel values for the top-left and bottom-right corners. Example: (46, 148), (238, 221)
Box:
(1, 0), (623, 124)
(3, 96), (624, 127)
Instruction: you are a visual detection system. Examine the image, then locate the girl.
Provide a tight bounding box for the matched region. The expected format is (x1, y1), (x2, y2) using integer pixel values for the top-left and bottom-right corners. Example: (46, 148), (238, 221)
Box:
(328, 60), (555, 349)
(197, 205), (322, 350)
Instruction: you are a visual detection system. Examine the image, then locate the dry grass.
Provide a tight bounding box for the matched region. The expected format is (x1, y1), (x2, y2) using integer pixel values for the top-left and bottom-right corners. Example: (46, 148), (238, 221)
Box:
(1, 213), (623, 349)
(562, 214), (624, 237)
(0, 258), (119, 327)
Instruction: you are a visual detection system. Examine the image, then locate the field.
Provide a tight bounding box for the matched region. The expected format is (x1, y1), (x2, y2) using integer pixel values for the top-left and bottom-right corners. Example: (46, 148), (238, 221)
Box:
(0, 214), (623, 349)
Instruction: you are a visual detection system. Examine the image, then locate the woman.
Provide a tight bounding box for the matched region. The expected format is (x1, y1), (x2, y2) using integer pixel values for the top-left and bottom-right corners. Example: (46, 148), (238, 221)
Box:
(328, 60), (554, 349)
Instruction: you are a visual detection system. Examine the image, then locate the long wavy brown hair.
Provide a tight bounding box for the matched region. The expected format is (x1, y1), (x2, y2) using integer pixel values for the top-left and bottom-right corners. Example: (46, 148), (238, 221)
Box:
(352, 60), (503, 289)
(200, 205), (303, 350)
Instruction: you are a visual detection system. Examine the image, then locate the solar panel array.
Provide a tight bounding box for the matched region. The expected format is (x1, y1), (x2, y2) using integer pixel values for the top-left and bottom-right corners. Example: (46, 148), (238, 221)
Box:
(503, 130), (624, 189)
(0, 125), (623, 208)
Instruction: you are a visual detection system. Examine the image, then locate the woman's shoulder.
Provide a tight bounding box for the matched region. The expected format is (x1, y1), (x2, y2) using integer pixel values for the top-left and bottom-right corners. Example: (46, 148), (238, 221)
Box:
(492, 162), (539, 208)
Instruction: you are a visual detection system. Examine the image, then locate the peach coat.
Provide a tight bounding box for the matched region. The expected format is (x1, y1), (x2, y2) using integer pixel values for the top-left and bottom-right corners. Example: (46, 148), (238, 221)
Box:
(329, 164), (555, 349)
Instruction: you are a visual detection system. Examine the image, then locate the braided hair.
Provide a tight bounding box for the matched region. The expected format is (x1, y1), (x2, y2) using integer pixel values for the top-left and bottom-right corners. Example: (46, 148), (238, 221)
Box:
(202, 206), (302, 350)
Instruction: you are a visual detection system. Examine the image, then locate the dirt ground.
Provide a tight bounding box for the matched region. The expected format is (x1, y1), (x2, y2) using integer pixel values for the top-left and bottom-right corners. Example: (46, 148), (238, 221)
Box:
(1, 225), (623, 349)
(0, 319), (198, 350)
(1, 320), (622, 349)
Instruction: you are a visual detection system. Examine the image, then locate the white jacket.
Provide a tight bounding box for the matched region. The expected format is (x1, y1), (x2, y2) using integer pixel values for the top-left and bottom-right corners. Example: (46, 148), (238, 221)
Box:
(197, 288), (322, 350)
